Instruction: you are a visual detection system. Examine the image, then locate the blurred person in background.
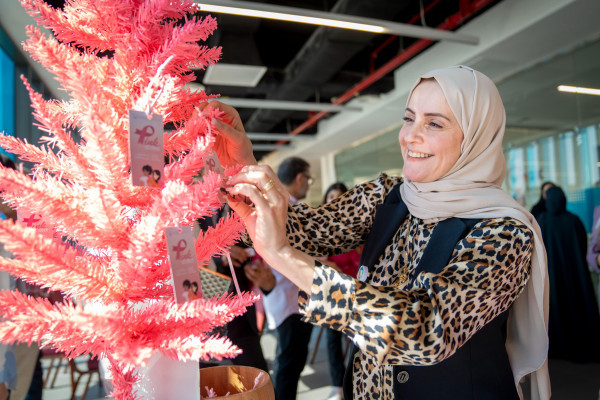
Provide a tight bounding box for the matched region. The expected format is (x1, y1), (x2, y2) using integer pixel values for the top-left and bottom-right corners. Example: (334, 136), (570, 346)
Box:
(537, 185), (600, 362)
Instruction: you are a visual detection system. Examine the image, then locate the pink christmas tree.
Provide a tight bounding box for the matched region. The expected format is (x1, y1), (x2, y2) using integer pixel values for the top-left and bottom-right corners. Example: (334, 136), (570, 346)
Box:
(0, 0), (256, 398)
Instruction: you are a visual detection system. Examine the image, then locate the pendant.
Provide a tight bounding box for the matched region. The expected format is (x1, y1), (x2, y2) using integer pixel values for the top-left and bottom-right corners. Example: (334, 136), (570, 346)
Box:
(357, 265), (368, 282)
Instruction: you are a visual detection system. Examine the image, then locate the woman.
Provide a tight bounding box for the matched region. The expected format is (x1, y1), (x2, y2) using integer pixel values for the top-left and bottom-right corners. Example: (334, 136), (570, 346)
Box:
(151, 169), (163, 188)
(530, 181), (555, 219)
(207, 66), (550, 399)
(537, 186), (600, 362)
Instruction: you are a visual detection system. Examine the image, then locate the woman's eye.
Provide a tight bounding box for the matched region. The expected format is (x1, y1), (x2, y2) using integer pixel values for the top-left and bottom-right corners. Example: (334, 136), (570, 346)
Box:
(428, 121), (442, 129)
(402, 116), (413, 123)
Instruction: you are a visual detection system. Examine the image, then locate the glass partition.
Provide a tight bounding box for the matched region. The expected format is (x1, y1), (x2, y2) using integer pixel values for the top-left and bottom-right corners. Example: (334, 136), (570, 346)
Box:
(0, 46), (15, 156)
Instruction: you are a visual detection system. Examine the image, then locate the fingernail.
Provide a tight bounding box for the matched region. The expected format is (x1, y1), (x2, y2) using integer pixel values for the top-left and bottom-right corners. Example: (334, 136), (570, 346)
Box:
(211, 118), (222, 127)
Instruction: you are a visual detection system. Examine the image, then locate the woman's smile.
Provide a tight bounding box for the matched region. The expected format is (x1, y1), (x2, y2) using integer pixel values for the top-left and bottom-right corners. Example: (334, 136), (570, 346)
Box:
(406, 150), (432, 159)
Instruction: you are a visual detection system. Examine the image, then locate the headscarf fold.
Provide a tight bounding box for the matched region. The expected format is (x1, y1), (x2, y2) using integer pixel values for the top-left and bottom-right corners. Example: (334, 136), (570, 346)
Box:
(399, 65), (550, 400)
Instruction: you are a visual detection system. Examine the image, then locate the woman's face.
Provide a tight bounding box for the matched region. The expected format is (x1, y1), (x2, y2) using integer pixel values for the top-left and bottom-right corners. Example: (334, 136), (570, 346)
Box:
(542, 183), (554, 199)
(325, 189), (343, 203)
(399, 79), (464, 183)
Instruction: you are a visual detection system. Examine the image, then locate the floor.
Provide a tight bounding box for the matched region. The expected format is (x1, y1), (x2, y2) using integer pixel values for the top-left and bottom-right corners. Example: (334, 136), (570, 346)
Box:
(41, 327), (600, 400)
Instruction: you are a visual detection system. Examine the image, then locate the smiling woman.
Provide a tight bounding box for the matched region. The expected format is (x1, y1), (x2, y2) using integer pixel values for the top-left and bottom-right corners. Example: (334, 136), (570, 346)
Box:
(399, 78), (463, 183)
(206, 65), (551, 400)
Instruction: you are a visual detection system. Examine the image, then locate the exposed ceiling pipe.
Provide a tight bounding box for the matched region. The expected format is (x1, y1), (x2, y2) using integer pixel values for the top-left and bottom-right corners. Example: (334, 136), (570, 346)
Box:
(220, 98), (363, 112)
(369, 0), (442, 74)
(282, 0), (495, 142)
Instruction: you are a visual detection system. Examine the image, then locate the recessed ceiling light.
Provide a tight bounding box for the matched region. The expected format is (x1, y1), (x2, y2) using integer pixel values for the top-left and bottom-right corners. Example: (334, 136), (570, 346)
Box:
(558, 85), (600, 96)
(202, 63), (267, 87)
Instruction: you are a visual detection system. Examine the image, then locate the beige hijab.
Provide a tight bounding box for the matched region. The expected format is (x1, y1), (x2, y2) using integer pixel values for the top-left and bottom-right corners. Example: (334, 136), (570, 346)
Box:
(400, 66), (550, 399)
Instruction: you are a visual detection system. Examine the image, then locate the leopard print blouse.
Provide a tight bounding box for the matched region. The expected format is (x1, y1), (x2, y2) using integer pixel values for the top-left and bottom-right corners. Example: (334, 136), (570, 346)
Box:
(290, 173), (533, 400)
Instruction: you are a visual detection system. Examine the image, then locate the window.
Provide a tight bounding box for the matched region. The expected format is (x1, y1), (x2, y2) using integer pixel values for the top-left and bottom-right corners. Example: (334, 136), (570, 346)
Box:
(0, 46), (15, 157)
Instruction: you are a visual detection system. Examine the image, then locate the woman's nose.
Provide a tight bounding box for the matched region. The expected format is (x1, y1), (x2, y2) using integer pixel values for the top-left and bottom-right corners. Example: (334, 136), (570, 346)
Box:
(401, 123), (423, 143)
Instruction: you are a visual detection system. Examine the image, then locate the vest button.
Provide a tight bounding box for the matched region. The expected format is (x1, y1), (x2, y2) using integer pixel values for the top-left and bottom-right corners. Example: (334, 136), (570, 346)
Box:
(397, 370), (409, 384)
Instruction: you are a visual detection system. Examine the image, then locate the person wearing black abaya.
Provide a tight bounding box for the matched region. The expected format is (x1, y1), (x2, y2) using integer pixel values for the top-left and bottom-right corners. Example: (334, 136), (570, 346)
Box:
(530, 181), (555, 219)
(537, 186), (600, 362)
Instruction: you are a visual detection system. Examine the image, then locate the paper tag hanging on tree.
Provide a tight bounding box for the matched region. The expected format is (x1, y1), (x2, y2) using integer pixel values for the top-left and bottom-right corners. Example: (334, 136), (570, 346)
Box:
(17, 210), (62, 297)
(128, 109), (165, 188)
(17, 210), (59, 241)
(204, 151), (224, 177)
(204, 151), (226, 202)
(165, 226), (202, 303)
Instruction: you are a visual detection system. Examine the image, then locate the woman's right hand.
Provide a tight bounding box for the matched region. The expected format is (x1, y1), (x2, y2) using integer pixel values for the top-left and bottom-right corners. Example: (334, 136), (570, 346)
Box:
(226, 165), (290, 260)
(227, 164), (316, 293)
(200, 100), (257, 167)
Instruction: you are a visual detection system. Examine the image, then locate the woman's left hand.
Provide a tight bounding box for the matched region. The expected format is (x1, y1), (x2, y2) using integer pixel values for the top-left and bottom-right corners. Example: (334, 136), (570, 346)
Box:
(226, 165), (290, 261)
(200, 101), (257, 167)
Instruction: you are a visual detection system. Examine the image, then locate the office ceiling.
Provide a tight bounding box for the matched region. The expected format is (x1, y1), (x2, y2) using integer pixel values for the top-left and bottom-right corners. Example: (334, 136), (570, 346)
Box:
(194, 0), (500, 160)
(36, 0), (500, 160)
(34, 0), (600, 163)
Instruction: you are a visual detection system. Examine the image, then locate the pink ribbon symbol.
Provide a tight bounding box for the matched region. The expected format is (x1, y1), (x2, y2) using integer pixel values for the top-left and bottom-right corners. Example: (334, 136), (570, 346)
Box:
(173, 239), (187, 260)
(135, 125), (155, 144)
(23, 214), (42, 227)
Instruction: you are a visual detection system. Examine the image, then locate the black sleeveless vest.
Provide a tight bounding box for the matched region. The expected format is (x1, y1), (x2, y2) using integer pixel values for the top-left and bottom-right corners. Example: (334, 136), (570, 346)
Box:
(343, 184), (518, 400)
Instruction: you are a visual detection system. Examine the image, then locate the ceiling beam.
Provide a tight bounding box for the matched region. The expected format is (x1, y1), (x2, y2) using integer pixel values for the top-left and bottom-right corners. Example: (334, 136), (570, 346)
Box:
(195, 0), (479, 45)
(221, 98), (362, 112)
(252, 144), (291, 151)
(248, 133), (313, 141)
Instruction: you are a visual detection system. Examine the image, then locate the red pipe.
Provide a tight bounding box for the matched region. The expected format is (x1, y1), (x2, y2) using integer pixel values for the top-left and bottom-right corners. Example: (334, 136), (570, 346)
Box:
(369, 35), (398, 74)
(280, 0), (495, 141)
(369, 0), (443, 74)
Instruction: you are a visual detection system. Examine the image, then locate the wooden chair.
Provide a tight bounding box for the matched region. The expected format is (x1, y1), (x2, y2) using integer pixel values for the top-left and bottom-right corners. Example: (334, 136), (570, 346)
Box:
(69, 357), (100, 400)
(40, 347), (66, 388)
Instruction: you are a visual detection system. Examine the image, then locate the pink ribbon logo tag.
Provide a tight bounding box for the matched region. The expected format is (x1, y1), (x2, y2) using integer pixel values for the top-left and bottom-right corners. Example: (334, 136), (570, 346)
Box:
(23, 214), (42, 227)
(134, 125), (155, 144)
(172, 239), (188, 260)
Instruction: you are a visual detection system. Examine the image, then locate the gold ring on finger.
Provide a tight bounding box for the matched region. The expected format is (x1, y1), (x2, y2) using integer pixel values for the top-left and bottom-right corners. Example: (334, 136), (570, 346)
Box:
(261, 179), (275, 193)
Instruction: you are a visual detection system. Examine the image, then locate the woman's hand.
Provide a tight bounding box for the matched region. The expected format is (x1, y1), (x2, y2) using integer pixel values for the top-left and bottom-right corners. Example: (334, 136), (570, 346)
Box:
(226, 165), (290, 260)
(222, 245), (250, 268)
(227, 165), (317, 293)
(200, 100), (257, 166)
(244, 258), (276, 292)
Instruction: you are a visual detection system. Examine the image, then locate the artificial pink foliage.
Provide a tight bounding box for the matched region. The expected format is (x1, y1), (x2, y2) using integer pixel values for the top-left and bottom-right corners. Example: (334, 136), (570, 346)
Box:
(0, 1), (255, 398)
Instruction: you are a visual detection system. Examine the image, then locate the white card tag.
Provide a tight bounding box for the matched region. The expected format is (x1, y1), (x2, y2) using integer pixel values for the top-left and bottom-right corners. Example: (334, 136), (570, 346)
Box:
(128, 109), (165, 188)
(204, 151), (226, 202)
(165, 226), (202, 303)
(204, 151), (225, 177)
